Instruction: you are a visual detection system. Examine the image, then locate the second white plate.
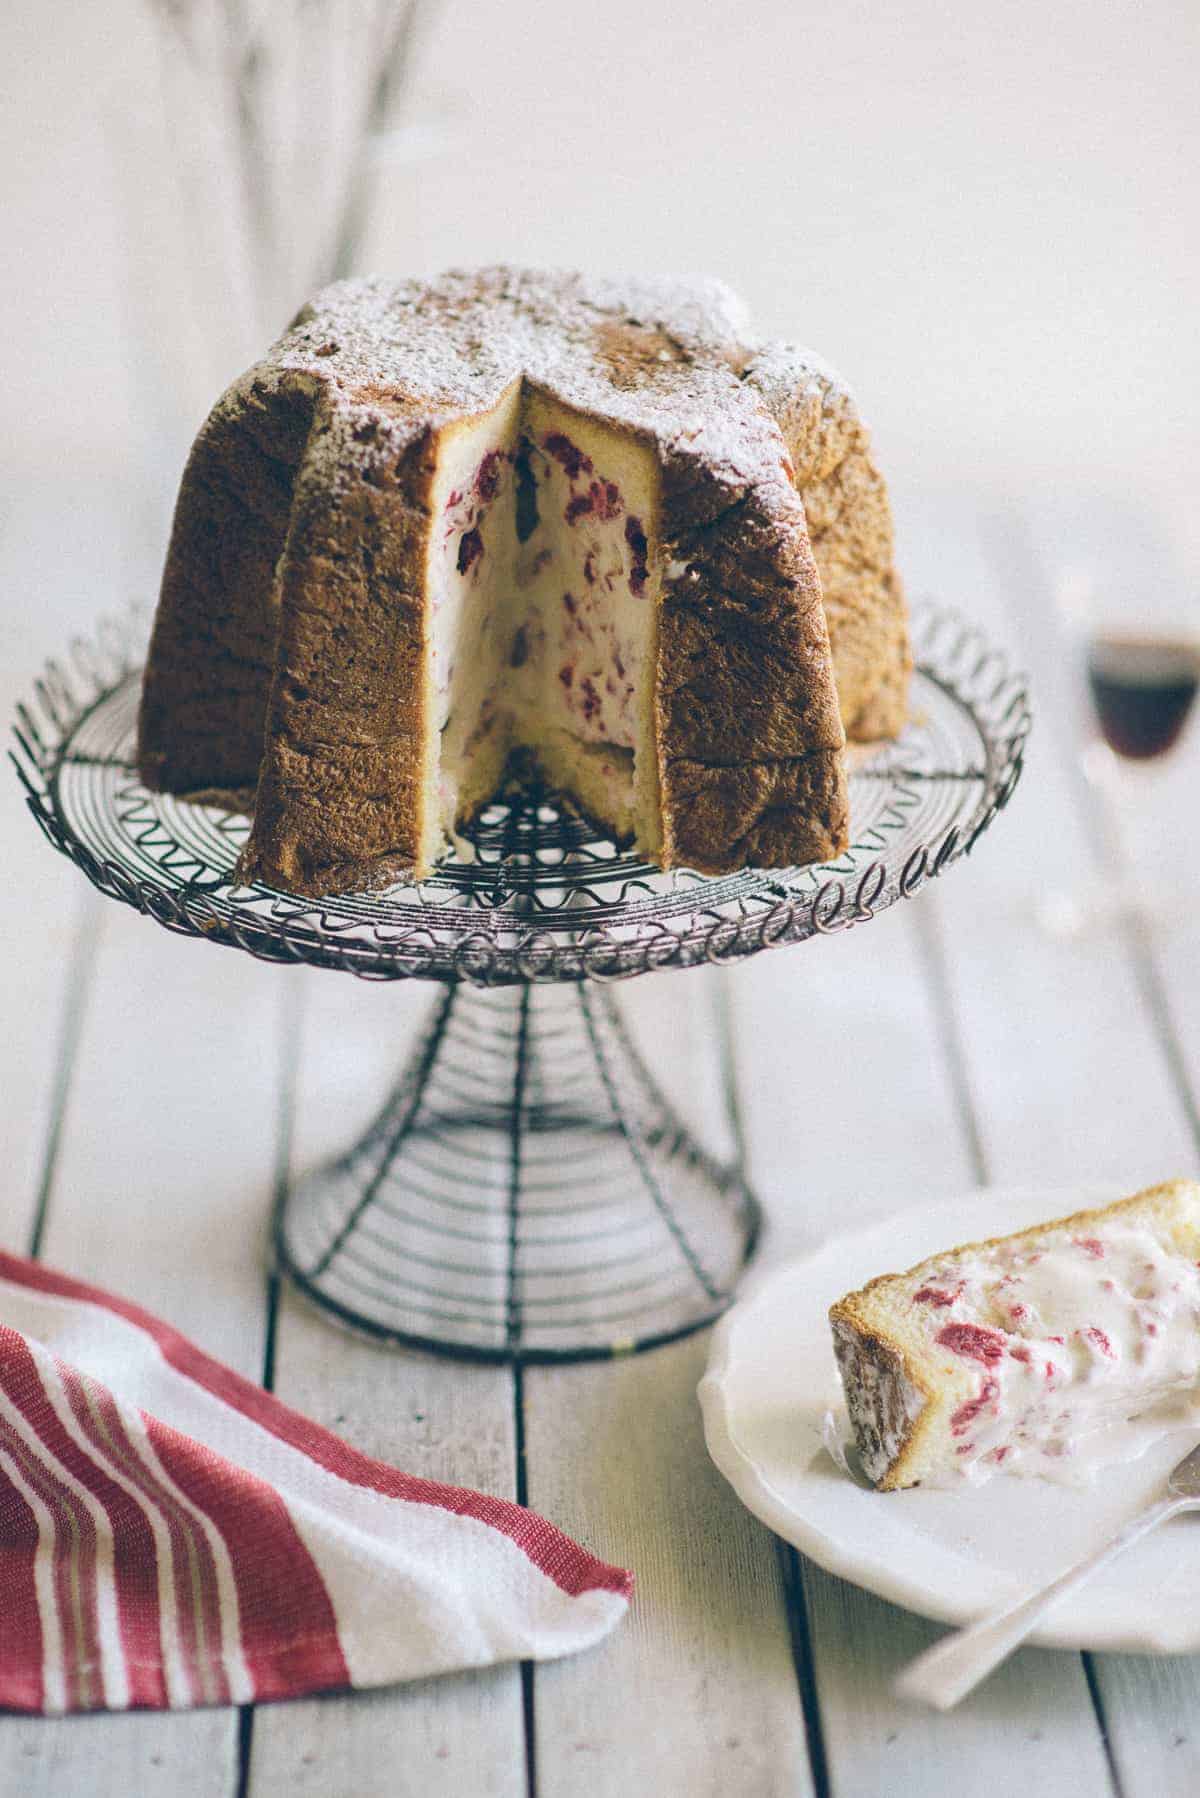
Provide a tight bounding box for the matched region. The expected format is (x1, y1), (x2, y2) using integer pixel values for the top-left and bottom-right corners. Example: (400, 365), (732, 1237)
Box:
(699, 1184), (1200, 1652)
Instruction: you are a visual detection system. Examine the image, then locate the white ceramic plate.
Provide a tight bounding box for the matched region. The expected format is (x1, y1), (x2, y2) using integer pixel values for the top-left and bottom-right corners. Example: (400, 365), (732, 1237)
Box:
(699, 1184), (1200, 1652)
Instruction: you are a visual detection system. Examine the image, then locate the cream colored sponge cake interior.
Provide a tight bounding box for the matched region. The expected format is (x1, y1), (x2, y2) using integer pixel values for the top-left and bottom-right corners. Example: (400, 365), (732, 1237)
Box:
(831, 1180), (1200, 1491)
(425, 387), (663, 869)
(138, 267), (909, 898)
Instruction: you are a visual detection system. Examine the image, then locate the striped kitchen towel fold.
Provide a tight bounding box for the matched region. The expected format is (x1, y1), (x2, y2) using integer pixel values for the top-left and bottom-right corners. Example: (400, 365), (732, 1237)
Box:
(0, 1251), (632, 1714)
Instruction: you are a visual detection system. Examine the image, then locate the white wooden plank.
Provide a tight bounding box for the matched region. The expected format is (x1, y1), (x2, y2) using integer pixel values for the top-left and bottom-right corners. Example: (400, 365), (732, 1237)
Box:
(920, 756), (1196, 1195)
(527, 1334), (814, 1798)
(999, 497), (1200, 1798)
(617, 964), (737, 1170)
(1011, 489), (1200, 1116)
(801, 1579), (1116, 1797)
(245, 967), (525, 1798)
(0, 1712), (238, 1798)
(730, 907), (1115, 1793)
(522, 966), (813, 1798)
(0, 904), (285, 1796)
(928, 503), (1197, 1186)
(0, 490), (118, 1252)
(1086, 1655), (1200, 1797)
(732, 907), (977, 1258)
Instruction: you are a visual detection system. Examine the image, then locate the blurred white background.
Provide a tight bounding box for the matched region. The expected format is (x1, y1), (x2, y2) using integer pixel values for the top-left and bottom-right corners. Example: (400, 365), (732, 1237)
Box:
(2, 0), (1196, 569)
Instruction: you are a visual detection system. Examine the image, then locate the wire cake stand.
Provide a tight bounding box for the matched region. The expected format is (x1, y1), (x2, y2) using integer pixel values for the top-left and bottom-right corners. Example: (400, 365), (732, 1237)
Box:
(11, 601), (1029, 1361)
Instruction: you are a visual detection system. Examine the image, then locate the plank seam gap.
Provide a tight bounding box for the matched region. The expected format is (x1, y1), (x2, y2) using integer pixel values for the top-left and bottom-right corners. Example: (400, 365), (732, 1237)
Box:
(1082, 1652), (1126, 1798)
(263, 971), (305, 1395)
(514, 1361), (538, 1798)
(238, 970), (305, 1798)
(910, 898), (990, 1186)
(506, 986), (532, 1351)
(1125, 931), (1200, 1157)
(234, 1707), (255, 1798)
(713, 968), (749, 1174)
(778, 1541), (831, 1798)
(27, 892), (102, 1259)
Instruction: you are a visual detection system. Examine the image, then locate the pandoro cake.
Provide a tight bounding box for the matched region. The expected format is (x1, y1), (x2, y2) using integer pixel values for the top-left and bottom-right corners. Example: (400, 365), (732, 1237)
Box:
(138, 267), (910, 897)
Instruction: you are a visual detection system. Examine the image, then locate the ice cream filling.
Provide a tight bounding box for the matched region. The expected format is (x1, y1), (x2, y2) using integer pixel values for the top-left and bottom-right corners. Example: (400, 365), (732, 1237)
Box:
(909, 1223), (1200, 1485)
(424, 386), (661, 864)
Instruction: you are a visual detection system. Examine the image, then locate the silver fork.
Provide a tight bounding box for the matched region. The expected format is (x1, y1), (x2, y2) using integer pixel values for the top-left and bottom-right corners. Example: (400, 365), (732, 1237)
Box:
(894, 1439), (1200, 1710)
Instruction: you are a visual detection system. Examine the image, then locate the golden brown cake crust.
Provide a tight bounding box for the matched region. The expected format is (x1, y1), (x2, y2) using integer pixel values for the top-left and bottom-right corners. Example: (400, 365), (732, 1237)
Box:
(139, 268), (906, 895)
(137, 377), (317, 796)
(744, 342), (910, 740)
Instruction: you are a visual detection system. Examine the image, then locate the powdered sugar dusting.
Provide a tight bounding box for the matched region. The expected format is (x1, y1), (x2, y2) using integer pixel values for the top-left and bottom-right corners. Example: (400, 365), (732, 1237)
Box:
(244, 266), (816, 501)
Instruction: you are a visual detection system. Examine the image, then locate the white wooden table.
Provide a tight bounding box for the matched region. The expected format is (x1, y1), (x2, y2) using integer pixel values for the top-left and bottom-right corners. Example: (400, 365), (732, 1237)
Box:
(2, 477), (1198, 1797)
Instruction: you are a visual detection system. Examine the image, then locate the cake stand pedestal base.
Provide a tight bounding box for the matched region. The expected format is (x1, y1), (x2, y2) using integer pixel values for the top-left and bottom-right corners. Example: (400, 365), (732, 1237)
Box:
(274, 981), (761, 1361)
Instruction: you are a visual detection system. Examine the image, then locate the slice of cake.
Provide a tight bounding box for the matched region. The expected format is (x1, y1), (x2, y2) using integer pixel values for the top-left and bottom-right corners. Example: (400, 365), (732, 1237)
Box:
(830, 1181), (1200, 1489)
(137, 268), (909, 898)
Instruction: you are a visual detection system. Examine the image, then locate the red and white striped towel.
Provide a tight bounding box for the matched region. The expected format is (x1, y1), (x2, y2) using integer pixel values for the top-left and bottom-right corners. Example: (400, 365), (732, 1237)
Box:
(0, 1251), (632, 1714)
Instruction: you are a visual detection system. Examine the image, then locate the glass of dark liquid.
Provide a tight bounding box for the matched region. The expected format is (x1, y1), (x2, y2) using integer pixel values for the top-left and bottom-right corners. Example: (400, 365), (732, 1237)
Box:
(1045, 576), (1200, 933)
(1086, 636), (1199, 761)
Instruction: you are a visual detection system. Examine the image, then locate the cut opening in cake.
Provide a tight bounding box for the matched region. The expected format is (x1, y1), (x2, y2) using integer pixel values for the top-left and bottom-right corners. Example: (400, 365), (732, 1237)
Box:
(422, 384), (663, 869)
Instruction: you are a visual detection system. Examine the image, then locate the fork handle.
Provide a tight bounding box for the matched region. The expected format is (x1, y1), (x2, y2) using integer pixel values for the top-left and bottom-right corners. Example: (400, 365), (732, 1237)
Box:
(894, 1495), (1192, 1711)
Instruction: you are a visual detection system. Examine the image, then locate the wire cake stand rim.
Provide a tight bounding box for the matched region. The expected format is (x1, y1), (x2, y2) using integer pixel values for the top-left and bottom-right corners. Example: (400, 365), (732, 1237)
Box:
(10, 599), (1030, 987)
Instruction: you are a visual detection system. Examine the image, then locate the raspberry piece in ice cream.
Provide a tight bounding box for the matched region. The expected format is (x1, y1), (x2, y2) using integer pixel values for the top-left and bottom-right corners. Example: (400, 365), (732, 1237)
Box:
(935, 1323), (1006, 1365)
